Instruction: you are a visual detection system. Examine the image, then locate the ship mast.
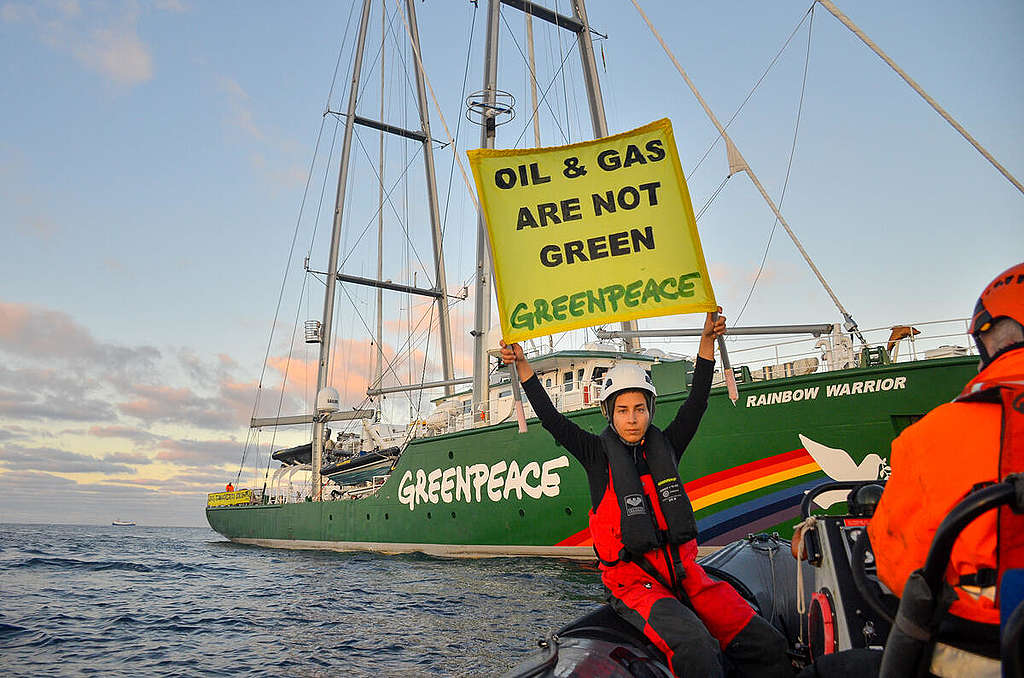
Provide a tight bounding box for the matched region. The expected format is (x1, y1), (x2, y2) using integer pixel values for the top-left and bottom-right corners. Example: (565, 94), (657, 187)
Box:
(470, 0), (501, 416)
(312, 0), (456, 500)
(312, 0), (373, 501)
(470, 0), (630, 414)
(570, 0), (640, 353)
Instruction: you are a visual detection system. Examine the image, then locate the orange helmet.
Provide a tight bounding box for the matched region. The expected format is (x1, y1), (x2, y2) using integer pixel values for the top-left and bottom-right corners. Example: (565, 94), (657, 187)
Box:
(969, 261), (1024, 366)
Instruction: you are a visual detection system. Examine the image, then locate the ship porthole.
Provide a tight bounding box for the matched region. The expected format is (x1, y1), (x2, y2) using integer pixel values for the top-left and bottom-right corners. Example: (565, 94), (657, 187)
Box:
(564, 507), (573, 516)
(366, 514), (371, 520)
(329, 514), (333, 521)
(518, 509), (525, 518)
(450, 511), (456, 519)
(427, 512), (432, 519)
(385, 513), (390, 520)
(448, 451), (454, 459)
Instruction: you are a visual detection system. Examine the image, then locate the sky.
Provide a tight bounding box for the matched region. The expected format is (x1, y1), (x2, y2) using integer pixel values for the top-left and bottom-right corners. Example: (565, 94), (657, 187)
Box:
(1, 0), (1021, 527)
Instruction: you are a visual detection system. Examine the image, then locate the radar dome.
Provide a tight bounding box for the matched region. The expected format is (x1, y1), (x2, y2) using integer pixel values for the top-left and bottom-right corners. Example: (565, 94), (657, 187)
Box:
(316, 387), (340, 414)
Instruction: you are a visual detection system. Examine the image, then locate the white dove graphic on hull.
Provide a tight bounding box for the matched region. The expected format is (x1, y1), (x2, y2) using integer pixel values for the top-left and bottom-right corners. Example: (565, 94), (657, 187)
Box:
(799, 434), (889, 508)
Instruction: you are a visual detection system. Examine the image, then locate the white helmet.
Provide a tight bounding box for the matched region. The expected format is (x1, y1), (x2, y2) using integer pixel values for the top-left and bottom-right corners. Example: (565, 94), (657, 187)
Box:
(599, 363), (656, 420)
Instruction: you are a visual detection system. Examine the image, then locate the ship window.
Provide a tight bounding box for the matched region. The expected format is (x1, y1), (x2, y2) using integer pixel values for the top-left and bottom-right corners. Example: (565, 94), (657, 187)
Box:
(577, 368), (585, 383)
(563, 371), (573, 392)
(499, 390), (511, 398)
(462, 400), (472, 414)
(545, 377), (552, 387)
(592, 366), (608, 382)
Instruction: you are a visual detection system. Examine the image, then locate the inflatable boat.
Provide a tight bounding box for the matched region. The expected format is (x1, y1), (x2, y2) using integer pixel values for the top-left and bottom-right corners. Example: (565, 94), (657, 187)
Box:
(501, 477), (1024, 678)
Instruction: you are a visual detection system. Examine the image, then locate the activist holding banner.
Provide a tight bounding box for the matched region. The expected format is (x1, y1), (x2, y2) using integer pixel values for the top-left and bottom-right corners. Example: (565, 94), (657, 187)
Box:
(499, 310), (791, 678)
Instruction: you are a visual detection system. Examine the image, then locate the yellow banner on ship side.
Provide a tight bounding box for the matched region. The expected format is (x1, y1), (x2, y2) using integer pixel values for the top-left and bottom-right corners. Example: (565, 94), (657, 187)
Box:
(207, 489), (253, 507)
(467, 118), (716, 344)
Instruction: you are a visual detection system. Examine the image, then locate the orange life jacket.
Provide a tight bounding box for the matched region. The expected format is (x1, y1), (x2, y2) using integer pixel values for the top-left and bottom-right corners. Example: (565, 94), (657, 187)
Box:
(867, 349), (1024, 624)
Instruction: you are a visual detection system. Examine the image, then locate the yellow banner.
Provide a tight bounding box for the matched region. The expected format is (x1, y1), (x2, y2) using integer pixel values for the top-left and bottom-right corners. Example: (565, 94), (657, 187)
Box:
(468, 118), (716, 343)
(207, 489), (253, 507)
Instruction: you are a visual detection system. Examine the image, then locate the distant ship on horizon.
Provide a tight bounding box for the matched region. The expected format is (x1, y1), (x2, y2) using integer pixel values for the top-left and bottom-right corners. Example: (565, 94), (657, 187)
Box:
(111, 519), (136, 527)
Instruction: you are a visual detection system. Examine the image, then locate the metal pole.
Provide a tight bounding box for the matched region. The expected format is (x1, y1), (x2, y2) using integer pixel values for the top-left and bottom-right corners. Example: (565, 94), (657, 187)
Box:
(571, 0), (640, 352)
(375, 0), (386, 414)
(525, 9), (542, 147)
(313, 0), (373, 501)
(524, 8), (554, 353)
(471, 0), (502, 415)
(405, 0), (456, 397)
(594, 323), (835, 338)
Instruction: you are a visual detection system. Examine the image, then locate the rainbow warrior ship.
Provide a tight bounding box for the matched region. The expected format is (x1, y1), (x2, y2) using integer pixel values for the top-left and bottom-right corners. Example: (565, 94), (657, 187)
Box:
(206, 0), (987, 556)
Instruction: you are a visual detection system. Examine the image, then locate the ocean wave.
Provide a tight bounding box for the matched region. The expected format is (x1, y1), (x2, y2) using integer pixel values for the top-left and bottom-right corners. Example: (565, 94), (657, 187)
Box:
(13, 557), (155, 572)
(10, 557), (211, 574)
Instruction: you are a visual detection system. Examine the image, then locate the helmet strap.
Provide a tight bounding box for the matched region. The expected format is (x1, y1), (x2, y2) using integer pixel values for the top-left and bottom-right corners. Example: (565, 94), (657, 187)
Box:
(979, 340), (1024, 369)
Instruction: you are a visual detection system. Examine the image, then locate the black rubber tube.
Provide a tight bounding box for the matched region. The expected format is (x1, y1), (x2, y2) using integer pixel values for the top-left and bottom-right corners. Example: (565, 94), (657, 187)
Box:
(849, 528), (896, 624)
(921, 482), (1017, 594)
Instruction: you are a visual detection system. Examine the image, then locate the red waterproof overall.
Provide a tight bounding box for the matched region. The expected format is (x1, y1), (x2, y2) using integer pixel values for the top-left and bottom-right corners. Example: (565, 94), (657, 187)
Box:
(593, 466), (787, 678)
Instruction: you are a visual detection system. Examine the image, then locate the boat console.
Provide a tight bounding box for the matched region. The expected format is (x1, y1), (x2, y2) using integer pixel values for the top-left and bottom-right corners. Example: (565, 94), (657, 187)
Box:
(794, 480), (895, 662)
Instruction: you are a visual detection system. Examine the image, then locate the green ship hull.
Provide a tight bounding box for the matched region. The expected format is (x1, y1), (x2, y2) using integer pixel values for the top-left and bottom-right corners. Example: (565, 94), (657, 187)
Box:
(207, 356), (976, 556)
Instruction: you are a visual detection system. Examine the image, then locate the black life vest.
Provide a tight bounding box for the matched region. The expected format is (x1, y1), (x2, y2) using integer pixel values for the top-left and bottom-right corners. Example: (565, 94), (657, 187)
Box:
(592, 425), (698, 562)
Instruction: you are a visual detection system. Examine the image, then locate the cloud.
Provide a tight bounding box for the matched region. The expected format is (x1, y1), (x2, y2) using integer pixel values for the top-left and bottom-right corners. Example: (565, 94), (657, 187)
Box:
(103, 451), (152, 465)
(116, 377), (257, 430)
(265, 335), (378, 413)
(0, 369), (119, 422)
(152, 437), (243, 467)
(2, 1), (155, 86)
(0, 301), (160, 372)
(218, 76), (264, 140)
(153, 0), (187, 12)
(0, 444), (135, 474)
(87, 425), (162, 444)
(26, 215), (59, 239)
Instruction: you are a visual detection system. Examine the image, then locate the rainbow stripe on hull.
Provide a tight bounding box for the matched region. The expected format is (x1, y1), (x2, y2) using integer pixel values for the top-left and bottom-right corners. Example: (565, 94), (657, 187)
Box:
(555, 448), (825, 549)
(691, 449), (824, 544)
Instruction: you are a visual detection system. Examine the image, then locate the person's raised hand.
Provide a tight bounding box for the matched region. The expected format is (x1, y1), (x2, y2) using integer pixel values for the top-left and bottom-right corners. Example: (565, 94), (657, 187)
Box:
(702, 306), (726, 340)
(499, 339), (524, 365)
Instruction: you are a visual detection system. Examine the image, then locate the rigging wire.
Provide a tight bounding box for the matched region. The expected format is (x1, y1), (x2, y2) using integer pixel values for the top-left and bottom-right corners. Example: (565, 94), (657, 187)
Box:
(355, 4), (408, 103)
(256, 116), (345, 487)
(326, 2), (360, 108)
(498, 9), (569, 145)
(350, 129), (432, 282)
(332, 137), (423, 270)
(439, 2), (478, 244)
(234, 11), (359, 480)
(510, 31), (581, 150)
(694, 175), (731, 223)
(734, 6), (816, 326)
(687, 3), (815, 179)
(338, 282), (440, 411)
(555, 0), (572, 143)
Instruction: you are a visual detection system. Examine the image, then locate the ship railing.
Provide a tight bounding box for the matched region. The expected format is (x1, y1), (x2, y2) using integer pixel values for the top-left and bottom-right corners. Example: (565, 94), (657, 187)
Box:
(412, 320), (974, 435)
(424, 376), (603, 434)
(708, 317), (974, 386)
(331, 474), (389, 501)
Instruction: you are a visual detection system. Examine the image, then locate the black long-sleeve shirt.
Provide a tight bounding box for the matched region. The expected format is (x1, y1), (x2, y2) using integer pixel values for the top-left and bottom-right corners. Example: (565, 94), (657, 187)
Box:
(521, 357), (715, 511)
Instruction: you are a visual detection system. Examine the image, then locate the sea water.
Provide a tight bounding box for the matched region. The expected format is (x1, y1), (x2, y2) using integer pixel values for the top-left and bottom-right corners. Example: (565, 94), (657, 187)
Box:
(0, 524), (602, 676)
